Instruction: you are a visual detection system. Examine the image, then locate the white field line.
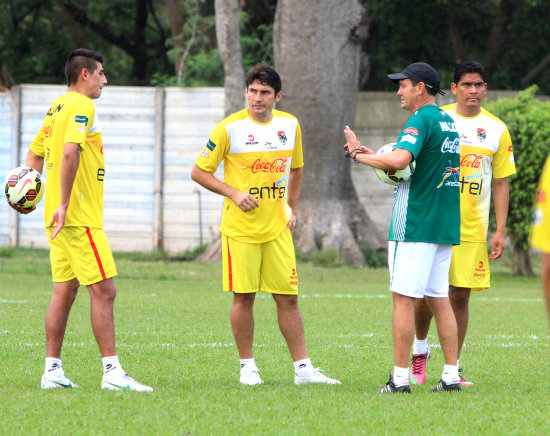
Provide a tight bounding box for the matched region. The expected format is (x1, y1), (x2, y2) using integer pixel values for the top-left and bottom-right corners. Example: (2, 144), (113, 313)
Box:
(298, 294), (544, 303)
(0, 299), (28, 303)
(11, 336), (548, 349)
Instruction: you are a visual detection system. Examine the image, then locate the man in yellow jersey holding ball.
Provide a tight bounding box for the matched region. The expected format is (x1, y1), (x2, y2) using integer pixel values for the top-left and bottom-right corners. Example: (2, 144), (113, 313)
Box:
(411, 61), (516, 387)
(8, 49), (152, 391)
(192, 64), (339, 386)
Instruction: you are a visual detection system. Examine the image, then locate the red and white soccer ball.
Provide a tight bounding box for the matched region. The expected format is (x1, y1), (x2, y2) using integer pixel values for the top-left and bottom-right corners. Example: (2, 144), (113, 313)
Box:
(4, 166), (44, 208)
(374, 143), (416, 185)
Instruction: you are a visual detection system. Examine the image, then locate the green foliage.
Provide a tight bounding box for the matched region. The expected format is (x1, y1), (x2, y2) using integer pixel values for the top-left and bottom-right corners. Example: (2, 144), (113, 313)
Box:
(240, 13), (274, 69)
(486, 86), (550, 252)
(362, 0), (550, 93)
(310, 248), (345, 267)
(358, 241), (387, 268)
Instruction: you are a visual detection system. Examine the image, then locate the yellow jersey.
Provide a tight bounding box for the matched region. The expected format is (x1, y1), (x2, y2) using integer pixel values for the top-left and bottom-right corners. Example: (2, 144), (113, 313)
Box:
(441, 104), (516, 242)
(531, 155), (550, 253)
(30, 91), (105, 229)
(196, 108), (304, 243)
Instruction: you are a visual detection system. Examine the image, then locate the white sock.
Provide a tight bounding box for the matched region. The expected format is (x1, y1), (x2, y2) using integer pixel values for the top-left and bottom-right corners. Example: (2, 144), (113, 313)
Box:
(102, 356), (123, 375)
(413, 338), (429, 355)
(294, 358), (313, 376)
(240, 358), (257, 372)
(393, 366), (409, 387)
(457, 359), (460, 368)
(442, 364), (460, 384)
(45, 357), (62, 373)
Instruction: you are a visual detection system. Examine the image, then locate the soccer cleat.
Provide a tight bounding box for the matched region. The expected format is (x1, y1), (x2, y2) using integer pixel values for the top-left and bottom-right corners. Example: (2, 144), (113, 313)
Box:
(410, 346), (430, 385)
(101, 371), (153, 392)
(41, 369), (78, 389)
(431, 379), (461, 392)
(294, 367), (341, 385)
(240, 368), (263, 386)
(458, 368), (473, 387)
(376, 371), (411, 393)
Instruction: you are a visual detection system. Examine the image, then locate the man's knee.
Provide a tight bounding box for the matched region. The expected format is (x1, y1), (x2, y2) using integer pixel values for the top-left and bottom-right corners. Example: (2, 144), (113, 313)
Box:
(272, 293), (299, 308)
(233, 292), (256, 308)
(88, 279), (117, 302)
(449, 286), (470, 307)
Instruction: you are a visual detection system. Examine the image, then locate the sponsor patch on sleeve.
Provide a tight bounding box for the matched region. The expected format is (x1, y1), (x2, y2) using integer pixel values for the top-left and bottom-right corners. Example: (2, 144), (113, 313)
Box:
(404, 127), (419, 135)
(74, 115), (88, 133)
(401, 134), (417, 144)
(206, 139), (216, 151)
(201, 149), (210, 158)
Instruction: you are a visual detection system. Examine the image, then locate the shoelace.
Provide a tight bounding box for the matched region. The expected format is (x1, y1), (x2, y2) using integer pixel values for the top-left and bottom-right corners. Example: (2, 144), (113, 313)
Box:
(411, 354), (427, 374)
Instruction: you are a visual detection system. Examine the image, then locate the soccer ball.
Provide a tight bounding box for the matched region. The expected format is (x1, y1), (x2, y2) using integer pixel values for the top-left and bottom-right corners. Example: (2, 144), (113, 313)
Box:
(4, 166), (44, 208)
(374, 143), (416, 185)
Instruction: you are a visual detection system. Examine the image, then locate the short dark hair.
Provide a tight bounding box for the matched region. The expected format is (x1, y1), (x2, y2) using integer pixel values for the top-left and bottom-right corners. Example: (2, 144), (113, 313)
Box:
(454, 61), (487, 84)
(65, 48), (103, 86)
(246, 64), (282, 95)
(408, 78), (438, 97)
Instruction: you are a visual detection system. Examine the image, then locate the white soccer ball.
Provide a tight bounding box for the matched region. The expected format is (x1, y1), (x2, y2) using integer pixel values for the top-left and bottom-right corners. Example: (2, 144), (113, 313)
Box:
(374, 143), (416, 186)
(4, 166), (44, 208)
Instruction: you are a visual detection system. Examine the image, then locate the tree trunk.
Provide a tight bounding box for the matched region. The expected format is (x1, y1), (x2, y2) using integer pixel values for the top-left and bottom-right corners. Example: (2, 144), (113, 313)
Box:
(446, 0), (466, 63)
(273, 0), (384, 266)
(132, 0), (149, 84)
(165, 0), (184, 77)
(198, 0), (246, 262)
(509, 235), (533, 277)
(484, 0), (522, 84)
(215, 0), (245, 116)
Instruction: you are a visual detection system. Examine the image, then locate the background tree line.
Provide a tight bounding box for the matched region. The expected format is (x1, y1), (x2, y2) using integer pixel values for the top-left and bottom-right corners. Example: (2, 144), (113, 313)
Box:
(1, 0), (549, 93)
(2, 0), (548, 275)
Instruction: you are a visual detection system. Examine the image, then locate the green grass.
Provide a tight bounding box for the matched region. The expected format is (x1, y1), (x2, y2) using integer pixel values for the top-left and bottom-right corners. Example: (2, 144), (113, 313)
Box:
(0, 247), (548, 435)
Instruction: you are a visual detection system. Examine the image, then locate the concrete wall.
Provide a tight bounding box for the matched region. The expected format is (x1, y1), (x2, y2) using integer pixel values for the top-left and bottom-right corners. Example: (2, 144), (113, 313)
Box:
(0, 86), (535, 252)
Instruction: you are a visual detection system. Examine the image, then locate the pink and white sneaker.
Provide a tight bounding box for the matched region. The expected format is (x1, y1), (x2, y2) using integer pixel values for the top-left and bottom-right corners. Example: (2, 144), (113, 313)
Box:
(409, 346), (431, 385)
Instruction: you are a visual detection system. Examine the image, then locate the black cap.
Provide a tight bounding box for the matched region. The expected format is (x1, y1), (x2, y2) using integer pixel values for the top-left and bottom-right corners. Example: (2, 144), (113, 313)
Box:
(387, 62), (445, 96)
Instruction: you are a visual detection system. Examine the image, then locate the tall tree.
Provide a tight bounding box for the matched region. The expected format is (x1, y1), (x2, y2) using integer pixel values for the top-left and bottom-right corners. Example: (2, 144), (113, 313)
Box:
(274, 0), (384, 266)
(57, 0), (169, 85)
(215, 0), (245, 116)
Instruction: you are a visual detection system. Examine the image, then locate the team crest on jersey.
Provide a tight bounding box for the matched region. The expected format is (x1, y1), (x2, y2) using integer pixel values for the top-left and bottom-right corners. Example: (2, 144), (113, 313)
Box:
(436, 160), (460, 188)
(277, 131), (287, 145)
(477, 128), (486, 142)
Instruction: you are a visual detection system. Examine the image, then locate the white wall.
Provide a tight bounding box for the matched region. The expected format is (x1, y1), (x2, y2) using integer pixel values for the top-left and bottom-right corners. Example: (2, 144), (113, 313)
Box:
(0, 85), (533, 252)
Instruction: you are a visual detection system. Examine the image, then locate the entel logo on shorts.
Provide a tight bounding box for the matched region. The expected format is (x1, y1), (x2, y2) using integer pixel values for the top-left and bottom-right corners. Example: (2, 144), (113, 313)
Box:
(289, 268), (298, 286)
(251, 158), (288, 173)
(474, 260), (486, 278)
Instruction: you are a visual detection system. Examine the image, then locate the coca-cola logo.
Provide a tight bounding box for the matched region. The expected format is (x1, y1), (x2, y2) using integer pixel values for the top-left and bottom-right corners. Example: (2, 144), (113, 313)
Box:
(460, 153), (482, 169)
(441, 137), (460, 153)
(251, 158), (289, 173)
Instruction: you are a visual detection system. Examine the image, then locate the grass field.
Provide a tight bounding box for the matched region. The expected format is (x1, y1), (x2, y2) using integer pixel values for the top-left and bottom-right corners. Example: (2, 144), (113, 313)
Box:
(0, 247), (548, 435)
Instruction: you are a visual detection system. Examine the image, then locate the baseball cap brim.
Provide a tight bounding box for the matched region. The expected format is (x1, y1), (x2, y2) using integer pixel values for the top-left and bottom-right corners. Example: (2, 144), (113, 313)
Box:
(387, 72), (408, 83)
